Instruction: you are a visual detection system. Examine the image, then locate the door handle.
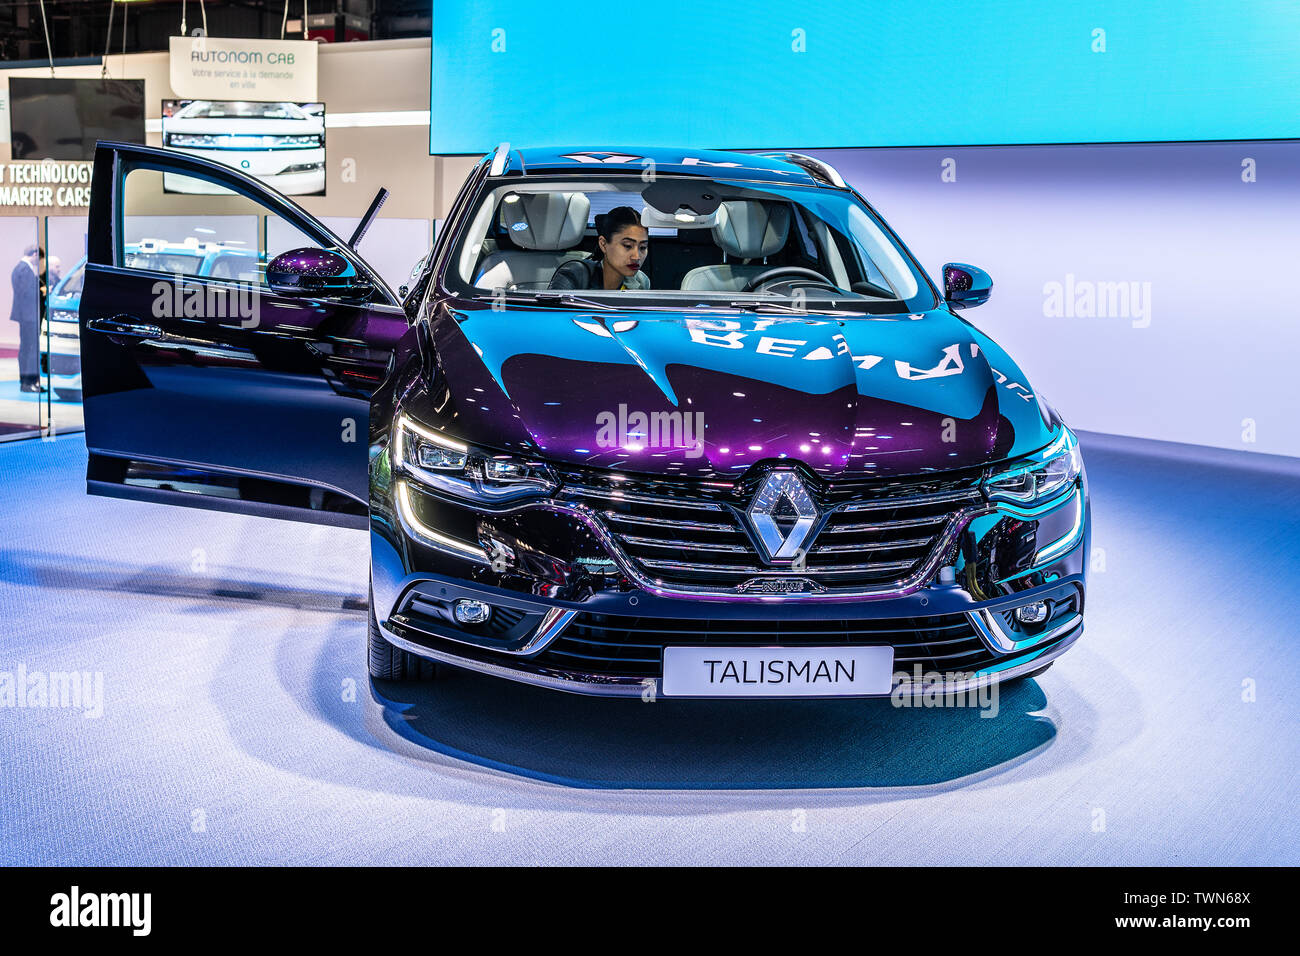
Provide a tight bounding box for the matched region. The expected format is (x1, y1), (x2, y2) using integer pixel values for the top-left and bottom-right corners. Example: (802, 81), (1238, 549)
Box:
(87, 316), (165, 341)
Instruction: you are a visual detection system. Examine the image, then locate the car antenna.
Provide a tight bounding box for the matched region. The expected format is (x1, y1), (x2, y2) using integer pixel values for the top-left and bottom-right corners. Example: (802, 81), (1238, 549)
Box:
(348, 187), (389, 250)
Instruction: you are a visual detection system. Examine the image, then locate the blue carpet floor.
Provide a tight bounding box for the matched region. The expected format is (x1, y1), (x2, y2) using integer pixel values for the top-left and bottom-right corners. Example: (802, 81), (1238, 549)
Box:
(0, 433), (1296, 865)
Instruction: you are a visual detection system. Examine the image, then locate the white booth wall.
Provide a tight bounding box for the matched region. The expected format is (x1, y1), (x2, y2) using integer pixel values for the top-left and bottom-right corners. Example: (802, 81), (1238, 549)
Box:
(805, 141), (1300, 459)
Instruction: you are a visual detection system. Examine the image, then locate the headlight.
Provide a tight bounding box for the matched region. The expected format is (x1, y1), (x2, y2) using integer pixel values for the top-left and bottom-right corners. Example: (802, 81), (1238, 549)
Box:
(984, 428), (1082, 505)
(394, 413), (556, 504)
(265, 134), (323, 148)
(166, 133), (221, 148)
(166, 133), (322, 149)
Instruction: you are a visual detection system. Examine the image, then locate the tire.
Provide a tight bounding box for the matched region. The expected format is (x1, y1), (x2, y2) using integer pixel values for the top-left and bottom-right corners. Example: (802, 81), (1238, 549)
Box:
(1003, 660), (1054, 685)
(367, 587), (438, 681)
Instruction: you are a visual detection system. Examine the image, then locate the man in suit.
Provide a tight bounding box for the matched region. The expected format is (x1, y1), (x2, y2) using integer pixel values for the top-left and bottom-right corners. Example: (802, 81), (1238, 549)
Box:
(10, 245), (44, 393)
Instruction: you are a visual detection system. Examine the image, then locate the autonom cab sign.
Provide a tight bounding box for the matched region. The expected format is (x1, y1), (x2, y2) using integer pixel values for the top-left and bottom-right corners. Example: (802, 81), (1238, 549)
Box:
(169, 36), (318, 102)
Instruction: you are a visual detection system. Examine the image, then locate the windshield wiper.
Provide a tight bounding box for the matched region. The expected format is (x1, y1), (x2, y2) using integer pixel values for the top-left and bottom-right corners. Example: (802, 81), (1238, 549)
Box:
(726, 299), (828, 314)
(517, 291), (621, 310)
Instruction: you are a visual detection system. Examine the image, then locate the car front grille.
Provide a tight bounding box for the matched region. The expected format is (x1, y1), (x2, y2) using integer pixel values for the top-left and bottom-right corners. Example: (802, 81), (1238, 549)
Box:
(556, 466), (986, 593)
(533, 611), (1017, 680)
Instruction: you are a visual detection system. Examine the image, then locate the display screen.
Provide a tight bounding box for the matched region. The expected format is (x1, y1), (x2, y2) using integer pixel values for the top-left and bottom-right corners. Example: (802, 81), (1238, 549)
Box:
(161, 100), (326, 196)
(8, 78), (145, 160)
(430, 0), (1300, 152)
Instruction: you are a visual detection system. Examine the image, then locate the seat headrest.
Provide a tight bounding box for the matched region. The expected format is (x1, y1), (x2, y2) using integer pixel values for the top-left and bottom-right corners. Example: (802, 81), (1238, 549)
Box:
(501, 192), (591, 250)
(711, 200), (791, 258)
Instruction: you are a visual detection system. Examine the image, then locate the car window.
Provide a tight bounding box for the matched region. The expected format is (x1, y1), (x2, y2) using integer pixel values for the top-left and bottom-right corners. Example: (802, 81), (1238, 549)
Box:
(57, 264), (85, 296)
(120, 166), (318, 288)
(207, 254), (261, 282)
(792, 209), (819, 260)
(846, 203), (918, 299)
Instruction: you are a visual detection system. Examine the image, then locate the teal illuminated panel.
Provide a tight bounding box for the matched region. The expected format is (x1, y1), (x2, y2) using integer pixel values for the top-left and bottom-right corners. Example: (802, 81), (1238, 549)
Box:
(431, 1), (1300, 153)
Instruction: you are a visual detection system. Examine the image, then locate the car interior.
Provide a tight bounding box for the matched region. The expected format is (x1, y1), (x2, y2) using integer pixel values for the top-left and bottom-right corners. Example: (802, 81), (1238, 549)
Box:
(464, 182), (906, 299)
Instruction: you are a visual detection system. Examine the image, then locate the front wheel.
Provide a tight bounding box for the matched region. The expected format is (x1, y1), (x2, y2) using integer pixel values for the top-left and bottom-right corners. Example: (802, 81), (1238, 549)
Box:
(367, 586), (437, 681)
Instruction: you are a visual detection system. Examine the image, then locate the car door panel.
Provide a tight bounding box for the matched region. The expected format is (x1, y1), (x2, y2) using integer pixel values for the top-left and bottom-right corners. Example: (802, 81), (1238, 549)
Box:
(79, 142), (410, 527)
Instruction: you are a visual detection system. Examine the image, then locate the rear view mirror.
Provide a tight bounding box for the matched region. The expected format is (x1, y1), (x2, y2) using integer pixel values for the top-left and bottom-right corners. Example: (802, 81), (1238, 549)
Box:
(942, 262), (992, 310)
(640, 205), (718, 229)
(267, 247), (372, 299)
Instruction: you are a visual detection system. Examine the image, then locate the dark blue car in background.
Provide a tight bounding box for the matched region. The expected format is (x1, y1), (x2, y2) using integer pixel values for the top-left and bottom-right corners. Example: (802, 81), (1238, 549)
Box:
(44, 240), (260, 402)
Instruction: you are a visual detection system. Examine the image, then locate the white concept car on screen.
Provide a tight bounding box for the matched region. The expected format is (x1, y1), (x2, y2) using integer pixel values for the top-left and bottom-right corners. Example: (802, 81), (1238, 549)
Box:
(162, 101), (325, 195)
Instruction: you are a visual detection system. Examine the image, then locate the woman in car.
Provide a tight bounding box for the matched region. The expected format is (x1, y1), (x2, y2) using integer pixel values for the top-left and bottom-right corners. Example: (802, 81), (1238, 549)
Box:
(549, 205), (650, 290)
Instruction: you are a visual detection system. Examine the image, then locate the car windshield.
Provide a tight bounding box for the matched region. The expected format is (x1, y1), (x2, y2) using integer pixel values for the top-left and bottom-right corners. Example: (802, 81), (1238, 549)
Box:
(123, 252), (205, 273)
(57, 263), (85, 296)
(446, 175), (936, 314)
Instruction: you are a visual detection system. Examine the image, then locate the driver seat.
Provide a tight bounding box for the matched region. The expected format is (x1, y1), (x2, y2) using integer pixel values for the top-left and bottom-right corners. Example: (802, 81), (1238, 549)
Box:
(680, 201), (791, 292)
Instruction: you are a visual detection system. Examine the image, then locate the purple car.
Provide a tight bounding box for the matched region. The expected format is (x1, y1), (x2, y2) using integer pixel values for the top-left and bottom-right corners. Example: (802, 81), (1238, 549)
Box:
(78, 142), (1087, 700)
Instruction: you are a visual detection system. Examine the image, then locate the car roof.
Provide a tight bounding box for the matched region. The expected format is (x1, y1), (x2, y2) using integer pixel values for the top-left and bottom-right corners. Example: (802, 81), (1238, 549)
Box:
(499, 146), (827, 186)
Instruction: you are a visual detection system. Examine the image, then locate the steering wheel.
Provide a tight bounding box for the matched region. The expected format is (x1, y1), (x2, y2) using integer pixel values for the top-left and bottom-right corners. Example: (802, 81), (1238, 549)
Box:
(742, 266), (838, 293)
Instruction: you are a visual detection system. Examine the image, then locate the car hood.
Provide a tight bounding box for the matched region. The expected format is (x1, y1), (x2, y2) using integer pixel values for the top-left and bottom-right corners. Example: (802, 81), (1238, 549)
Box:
(424, 305), (1055, 479)
(47, 294), (79, 316)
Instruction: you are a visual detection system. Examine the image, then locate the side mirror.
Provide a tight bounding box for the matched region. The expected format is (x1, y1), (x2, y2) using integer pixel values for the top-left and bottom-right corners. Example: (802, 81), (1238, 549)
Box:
(267, 247), (373, 300)
(942, 262), (992, 310)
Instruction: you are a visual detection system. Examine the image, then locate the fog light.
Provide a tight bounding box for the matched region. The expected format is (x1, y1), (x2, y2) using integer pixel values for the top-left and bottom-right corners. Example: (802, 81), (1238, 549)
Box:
(1014, 601), (1049, 625)
(452, 599), (492, 625)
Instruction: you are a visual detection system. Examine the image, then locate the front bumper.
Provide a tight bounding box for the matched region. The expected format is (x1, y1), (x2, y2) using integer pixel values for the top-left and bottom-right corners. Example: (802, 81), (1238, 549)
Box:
(163, 148), (325, 195)
(377, 580), (1084, 699)
(370, 454), (1090, 697)
(383, 628), (1084, 699)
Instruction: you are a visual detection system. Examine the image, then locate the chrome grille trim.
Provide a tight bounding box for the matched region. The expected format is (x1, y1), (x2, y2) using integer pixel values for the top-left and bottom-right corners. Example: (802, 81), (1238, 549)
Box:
(639, 558), (920, 575)
(813, 537), (934, 553)
(552, 470), (996, 599)
(823, 515), (948, 533)
(842, 489), (983, 511)
(637, 560), (768, 575)
(526, 605), (1081, 685)
(894, 647), (993, 665)
(558, 621), (974, 640)
(559, 486), (723, 510)
(602, 511), (740, 532)
(619, 535), (750, 552)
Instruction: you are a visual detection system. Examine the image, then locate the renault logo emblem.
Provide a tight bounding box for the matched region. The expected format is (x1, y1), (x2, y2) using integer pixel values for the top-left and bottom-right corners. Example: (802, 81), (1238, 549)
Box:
(746, 471), (818, 562)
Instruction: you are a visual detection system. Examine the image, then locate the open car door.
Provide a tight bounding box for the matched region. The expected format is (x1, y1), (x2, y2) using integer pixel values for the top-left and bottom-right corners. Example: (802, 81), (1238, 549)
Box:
(78, 142), (410, 528)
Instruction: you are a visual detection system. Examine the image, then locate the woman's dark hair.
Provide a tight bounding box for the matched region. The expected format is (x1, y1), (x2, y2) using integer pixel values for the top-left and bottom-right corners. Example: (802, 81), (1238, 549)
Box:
(589, 205), (644, 261)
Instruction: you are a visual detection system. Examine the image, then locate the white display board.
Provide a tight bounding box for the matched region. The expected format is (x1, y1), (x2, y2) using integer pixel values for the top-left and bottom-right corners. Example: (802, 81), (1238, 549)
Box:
(169, 36), (319, 103)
